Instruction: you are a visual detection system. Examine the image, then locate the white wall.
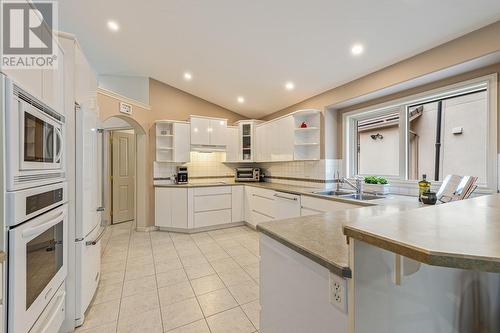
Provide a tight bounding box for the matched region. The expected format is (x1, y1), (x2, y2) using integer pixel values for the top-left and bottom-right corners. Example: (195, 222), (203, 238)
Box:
(98, 75), (150, 105)
(359, 126), (400, 176)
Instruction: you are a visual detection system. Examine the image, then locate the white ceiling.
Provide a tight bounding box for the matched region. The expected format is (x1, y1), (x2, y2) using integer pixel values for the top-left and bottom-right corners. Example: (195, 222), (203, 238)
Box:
(59, 0), (500, 118)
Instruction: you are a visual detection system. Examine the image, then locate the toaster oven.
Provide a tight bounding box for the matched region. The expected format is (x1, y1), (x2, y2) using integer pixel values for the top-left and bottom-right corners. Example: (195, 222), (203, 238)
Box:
(235, 168), (261, 182)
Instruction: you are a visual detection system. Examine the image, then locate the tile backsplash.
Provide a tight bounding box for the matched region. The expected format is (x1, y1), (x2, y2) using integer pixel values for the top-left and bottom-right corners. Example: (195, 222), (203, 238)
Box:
(154, 152), (239, 179)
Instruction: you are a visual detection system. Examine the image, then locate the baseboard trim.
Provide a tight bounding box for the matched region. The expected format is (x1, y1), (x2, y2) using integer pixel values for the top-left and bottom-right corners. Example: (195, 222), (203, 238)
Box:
(136, 226), (159, 232)
(157, 221), (245, 234)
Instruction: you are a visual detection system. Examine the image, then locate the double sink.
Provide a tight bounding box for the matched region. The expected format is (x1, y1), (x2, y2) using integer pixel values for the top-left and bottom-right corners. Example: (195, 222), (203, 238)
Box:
(313, 190), (385, 201)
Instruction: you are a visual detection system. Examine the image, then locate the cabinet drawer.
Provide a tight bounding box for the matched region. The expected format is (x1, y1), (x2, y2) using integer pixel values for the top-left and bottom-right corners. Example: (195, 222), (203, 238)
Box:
(251, 209), (274, 224)
(251, 194), (275, 218)
(194, 186), (232, 196)
(194, 194), (232, 212)
(194, 209), (232, 228)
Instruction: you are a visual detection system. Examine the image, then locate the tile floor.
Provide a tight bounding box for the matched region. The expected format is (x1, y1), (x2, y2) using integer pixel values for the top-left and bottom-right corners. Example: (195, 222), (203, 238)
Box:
(76, 222), (261, 333)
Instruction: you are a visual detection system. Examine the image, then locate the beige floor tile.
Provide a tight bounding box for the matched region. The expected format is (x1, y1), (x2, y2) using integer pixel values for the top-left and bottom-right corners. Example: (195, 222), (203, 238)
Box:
(210, 258), (240, 273)
(122, 275), (157, 297)
(227, 281), (259, 305)
(158, 281), (195, 307)
(166, 319), (210, 333)
(128, 248), (153, 259)
(80, 299), (120, 329)
(184, 263), (215, 280)
(162, 298), (204, 331)
(93, 281), (122, 305)
(126, 254), (154, 266)
(225, 246), (253, 258)
(241, 300), (260, 330)
(76, 321), (117, 333)
(155, 257), (183, 273)
(242, 263), (259, 280)
(100, 270), (125, 286)
(119, 290), (159, 318)
(156, 268), (188, 288)
(125, 262), (156, 281)
(101, 261), (127, 274)
(117, 308), (163, 333)
(218, 269), (253, 287)
(206, 307), (255, 333)
(180, 254), (208, 267)
(233, 254), (259, 267)
(197, 288), (238, 317)
(190, 274), (225, 296)
(203, 249), (230, 261)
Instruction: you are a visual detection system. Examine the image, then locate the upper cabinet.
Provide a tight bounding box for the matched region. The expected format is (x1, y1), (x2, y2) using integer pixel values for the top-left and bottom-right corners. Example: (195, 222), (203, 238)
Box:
(74, 44), (98, 110)
(2, 41), (65, 113)
(155, 121), (191, 163)
(256, 116), (294, 162)
(190, 116), (228, 146)
(225, 126), (239, 162)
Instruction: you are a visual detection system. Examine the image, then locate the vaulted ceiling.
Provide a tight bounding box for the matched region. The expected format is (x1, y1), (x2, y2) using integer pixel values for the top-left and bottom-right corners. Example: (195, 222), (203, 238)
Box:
(59, 0), (500, 118)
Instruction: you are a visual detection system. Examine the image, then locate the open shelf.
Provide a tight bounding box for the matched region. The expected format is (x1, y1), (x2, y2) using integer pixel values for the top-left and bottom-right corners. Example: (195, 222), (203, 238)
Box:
(293, 109), (320, 160)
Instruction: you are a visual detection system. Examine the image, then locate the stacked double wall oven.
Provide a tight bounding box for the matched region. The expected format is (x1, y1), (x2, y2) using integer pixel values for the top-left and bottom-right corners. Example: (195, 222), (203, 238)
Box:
(2, 76), (68, 332)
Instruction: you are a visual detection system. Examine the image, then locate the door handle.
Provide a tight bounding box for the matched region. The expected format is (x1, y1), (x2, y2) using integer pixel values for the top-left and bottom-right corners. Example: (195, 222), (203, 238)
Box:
(54, 127), (63, 163)
(86, 225), (107, 246)
(22, 210), (66, 239)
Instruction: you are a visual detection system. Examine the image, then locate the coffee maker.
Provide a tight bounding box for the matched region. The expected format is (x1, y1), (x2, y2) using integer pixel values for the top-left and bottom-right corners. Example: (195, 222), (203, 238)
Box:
(176, 166), (188, 184)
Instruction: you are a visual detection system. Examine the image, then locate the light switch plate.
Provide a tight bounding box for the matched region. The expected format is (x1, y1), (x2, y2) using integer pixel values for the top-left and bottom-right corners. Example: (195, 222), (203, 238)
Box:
(329, 272), (347, 313)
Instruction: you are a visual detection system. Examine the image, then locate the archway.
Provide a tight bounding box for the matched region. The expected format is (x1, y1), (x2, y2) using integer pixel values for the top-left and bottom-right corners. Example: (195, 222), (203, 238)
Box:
(102, 115), (149, 231)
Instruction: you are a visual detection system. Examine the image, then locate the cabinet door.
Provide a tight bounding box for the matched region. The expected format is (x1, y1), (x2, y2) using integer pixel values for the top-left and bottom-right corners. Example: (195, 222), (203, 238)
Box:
(210, 119), (228, 146)
(232, 186), (244, 222)
(274, 192), (301, 219)
(171, 188), (188, 228)
(3, 67), (43, 100)
(173, 123), (191, 162)
(190, 117), (210, 145)
(155, 188), (172, 227)
(278, 116), (295, 161)
(225, 126), (239, 162)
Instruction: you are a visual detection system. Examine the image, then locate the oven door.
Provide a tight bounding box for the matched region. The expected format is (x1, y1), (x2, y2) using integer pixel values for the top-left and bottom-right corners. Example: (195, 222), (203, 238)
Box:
(20, 102), (63, 171)
(9, 204), (68, 333)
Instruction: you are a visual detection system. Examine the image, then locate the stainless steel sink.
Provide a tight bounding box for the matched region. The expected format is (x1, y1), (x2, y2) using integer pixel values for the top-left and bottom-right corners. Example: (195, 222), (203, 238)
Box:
(339, 193), (384, 201)
(313, 190), (354, 196)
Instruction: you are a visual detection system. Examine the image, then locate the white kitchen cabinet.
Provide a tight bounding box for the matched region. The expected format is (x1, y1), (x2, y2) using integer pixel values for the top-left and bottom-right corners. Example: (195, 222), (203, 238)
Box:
(245, 186), (276, 226)
(192, 186), (233, 228)
(190, 116), (228, 146)
(272, 116), (294, 161)
(300, 195), (361, 216)
(274, 192), (301, 219)
(231, 186), (244, 222)
(74, 44), (97, 109)
(225, 126), (239, 162)
(155, 121), (190, 163)
(155, 188), (188, 228)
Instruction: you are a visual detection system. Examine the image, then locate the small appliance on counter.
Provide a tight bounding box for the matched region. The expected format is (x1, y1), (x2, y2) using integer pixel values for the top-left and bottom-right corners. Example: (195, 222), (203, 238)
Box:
(176, 166), (189, 184)
(235, 167), (261, 182)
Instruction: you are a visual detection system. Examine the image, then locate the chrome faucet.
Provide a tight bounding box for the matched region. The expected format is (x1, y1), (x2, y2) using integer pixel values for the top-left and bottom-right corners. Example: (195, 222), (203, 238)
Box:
(340, 175), (363, 195)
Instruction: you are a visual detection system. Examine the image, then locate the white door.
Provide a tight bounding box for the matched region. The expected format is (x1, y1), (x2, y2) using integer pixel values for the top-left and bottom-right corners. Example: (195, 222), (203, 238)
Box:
(112, 131), (135, 224)
(190, 117), (210, 145)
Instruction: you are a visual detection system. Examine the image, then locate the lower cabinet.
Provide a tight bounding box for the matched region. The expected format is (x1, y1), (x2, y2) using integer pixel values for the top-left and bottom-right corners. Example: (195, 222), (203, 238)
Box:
(300, 196), (360, 216)
(155, 187), (188, 228)
(244, 187), (301, 227)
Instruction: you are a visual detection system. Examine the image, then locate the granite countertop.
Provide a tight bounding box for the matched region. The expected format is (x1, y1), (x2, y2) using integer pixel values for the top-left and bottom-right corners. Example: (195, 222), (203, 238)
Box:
(257, 197), (422, 278)
(343, 194), (500, 273)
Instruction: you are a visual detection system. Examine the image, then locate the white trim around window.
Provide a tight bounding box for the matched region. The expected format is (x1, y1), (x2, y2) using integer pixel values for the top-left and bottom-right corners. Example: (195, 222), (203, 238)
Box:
(343, 73), (498, 191)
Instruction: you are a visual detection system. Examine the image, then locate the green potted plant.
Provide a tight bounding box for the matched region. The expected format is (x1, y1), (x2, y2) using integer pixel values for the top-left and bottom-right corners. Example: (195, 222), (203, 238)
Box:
(363, 176), (390, 194)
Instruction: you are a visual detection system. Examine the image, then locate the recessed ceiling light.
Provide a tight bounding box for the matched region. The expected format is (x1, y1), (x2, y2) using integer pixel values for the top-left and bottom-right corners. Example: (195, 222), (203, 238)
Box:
(183, 72), (192, 81)
(237, 96), (245, 104)
(351, 43), (364, 56)
(285, 82), (295, 91)
(107, 20), (120, 32)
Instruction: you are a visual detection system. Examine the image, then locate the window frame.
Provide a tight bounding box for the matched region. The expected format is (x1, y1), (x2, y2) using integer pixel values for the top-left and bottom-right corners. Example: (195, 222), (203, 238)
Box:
(343, 74), (498, 192)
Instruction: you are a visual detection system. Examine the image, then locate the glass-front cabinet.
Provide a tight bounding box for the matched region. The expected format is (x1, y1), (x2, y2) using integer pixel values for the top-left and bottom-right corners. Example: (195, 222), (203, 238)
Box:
(236, 120), (262, 162)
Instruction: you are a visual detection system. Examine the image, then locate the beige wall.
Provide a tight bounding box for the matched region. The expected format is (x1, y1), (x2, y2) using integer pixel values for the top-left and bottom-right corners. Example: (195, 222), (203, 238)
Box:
(260, 20), (500, 158)
(149, 78), (246, 124)
(98, 80), (247, 228)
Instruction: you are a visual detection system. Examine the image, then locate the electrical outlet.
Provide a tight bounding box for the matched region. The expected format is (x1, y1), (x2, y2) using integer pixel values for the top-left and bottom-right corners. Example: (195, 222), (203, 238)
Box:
(329, 272), (347, 313)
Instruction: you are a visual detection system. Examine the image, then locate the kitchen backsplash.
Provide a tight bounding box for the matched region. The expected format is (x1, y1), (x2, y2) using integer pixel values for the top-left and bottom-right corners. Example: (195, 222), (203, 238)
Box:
(154, 152), (239, 179)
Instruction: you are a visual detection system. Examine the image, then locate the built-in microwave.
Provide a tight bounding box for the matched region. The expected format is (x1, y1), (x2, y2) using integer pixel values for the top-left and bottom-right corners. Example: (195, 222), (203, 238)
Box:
(2, 75), (66, 191)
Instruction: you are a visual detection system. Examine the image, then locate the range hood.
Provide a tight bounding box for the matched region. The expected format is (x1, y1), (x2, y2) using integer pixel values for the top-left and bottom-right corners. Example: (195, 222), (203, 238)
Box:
(191, 144), (227, 153)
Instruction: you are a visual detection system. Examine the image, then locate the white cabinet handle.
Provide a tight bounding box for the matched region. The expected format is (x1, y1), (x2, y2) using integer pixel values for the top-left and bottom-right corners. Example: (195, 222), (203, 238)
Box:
(274, 193), (298, 201)
(252, 194), (274, 201)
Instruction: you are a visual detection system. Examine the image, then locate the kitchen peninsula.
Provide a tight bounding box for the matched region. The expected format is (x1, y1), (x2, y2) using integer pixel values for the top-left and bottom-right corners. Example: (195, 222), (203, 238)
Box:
(257, 194), (500, 333)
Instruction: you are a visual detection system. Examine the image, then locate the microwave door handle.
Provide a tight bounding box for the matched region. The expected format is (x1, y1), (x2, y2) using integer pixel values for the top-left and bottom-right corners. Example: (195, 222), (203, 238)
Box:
(54, 127), (63, 163)
(22, 210), (66, 239)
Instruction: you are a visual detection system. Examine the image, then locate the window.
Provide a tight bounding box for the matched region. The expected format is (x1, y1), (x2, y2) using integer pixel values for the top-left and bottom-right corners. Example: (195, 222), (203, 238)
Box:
(344, 74), (497, 190)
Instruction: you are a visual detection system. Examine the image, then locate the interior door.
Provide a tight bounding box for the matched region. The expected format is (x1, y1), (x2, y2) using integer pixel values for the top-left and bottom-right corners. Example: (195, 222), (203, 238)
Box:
(112, 131), (135, 224)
